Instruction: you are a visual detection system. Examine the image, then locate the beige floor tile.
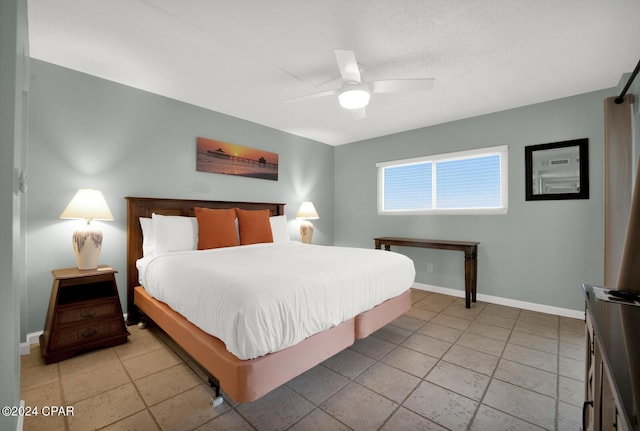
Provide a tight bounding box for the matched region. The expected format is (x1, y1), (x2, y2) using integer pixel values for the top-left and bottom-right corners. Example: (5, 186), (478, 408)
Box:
(22, 380), (62, 407)
(401, 333), (452, 358)
(322, 348), (376, 379)
(62, 361), (130, 403)
(355, 362), (421, 403)
(560, 341), (586, 361)
(559, 327), (585, 346)
(288, 408), (351, 431)
(508, 330), (558, 354)
(392, 314), (427, 331)
(559, 375), (584, 407)
(465, 321), (512, 342)
(380, 406), (448, 431)
(483, 380), (555, 430)
(195, 410), (255, 431)
(23, 413), (67, 431)
(426, 361), (490, 401)
(560, 316), (585, 332)
(135, 363), (203, 406)
(372, 324), (413, 344)
(455, 332), (506, 356)
(513, 320), (558, 340)
(557, 400), (582, 431)
(286, 365), (350, 405)
(351, 335), (396, 360)
(482, 304), (520, 319)
(418, 322), (463, 343)
(493, 359), (557, 397)
(414, 296), (456, 313)
(20, 362), (59, 392)
(403, 381), (477, 431)
(411, 289), (430, 304)
(113, 327), (165, 361)
(67, 383), (145, 431)
(236, 385), (313, 431)
(101, 410), (161, 431)
(431, 313), (472, 331)
(151, 384), (230, 431)
(381, 346), (438, 378)
(517, 310), (559, 328)
(475, 312), (517, 330)
(320, 382), (397, 431)
(21, 345), (48, 371)
(58, 348), (120, 378)
(502, 343), (558, 373)
(470, 405), (545, 431)
(559, 356), (585, 381)
(441, 299), (485, 320)
(122, 346), (183, 380)
(442, 345), (499, 376)
(403, 307), (438, 322)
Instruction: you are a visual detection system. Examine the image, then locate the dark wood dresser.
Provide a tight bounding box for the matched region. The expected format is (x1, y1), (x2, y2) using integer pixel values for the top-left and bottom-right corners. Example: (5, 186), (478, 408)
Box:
(40, 266), (128, 364)
(583, 284), (639, 431)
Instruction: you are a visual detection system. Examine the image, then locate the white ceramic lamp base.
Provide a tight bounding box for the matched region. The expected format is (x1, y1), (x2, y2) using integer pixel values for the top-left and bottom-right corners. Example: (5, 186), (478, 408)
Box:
(299, 220), (314, 244)
(72, 228), (103, 270)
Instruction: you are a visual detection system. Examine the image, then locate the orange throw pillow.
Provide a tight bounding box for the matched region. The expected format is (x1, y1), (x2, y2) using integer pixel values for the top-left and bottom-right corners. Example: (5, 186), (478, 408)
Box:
(236, 208), (274, 245)
(194, 207), (238, 250)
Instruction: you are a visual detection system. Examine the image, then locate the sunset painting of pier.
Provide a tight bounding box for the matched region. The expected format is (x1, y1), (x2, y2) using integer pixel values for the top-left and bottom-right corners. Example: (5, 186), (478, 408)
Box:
(196, 137), (279, 181)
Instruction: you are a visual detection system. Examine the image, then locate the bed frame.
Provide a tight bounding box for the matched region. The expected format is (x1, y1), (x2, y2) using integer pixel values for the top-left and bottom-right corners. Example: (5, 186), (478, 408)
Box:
(125, 196), (411, 403)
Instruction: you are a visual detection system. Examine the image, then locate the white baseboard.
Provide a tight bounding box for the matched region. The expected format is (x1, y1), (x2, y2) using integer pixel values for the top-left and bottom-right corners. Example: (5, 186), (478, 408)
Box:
(17, 400), (24, 431)
(20, 331), (43, 356)
(413, 282), (584, 320)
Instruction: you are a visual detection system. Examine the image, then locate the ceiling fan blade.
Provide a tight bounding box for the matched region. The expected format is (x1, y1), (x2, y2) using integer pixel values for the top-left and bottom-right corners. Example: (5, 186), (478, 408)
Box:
(371, 78), (435, 93)
(285, 89), (339, 103)
(335, 49), (361, 83)
(351, 107), (366, 120)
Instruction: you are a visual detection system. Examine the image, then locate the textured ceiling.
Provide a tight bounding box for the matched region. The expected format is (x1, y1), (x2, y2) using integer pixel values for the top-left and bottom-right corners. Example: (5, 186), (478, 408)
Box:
(28, 0), (640, 146)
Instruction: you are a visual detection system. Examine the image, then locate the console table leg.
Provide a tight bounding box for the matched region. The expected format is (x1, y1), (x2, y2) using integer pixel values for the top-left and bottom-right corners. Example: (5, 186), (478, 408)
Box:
(464, 250), (478, 309)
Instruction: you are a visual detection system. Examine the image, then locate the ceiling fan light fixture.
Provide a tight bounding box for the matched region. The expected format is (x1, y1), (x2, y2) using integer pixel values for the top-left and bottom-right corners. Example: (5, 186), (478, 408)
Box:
(338, 88), (370, 110)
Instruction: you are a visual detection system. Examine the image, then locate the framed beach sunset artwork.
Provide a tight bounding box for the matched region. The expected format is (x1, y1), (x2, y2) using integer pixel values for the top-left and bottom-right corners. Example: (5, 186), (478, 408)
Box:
(196, 137), (279, 181)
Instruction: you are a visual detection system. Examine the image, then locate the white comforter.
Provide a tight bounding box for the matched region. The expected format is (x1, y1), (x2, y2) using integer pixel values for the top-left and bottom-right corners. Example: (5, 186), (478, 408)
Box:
(139, 242), (415, 359)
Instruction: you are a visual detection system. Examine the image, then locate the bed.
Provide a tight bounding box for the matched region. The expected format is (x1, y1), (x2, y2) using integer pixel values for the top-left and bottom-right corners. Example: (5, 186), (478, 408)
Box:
(125, 197), (414, 403)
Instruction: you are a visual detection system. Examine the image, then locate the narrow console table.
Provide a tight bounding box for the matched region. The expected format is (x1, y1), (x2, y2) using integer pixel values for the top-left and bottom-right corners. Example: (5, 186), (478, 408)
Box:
(374, 237), (479, 308)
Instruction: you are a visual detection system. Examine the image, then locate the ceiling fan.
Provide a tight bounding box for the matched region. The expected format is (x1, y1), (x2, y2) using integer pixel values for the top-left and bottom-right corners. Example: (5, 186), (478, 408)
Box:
(286, 49), (435, 119)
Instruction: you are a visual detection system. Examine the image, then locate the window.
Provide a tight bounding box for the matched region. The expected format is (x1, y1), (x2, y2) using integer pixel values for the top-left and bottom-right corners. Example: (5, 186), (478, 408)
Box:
(377, 145), (508, 214)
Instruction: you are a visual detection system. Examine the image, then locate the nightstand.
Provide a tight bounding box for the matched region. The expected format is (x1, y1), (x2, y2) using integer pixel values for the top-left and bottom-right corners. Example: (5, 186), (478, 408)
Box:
(39, 265), (129, 364)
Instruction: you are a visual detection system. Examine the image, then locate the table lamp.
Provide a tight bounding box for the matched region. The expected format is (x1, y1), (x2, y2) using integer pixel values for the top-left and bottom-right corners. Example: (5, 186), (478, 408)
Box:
(60, 189), (114, 270)
(296, 201), (319, 244)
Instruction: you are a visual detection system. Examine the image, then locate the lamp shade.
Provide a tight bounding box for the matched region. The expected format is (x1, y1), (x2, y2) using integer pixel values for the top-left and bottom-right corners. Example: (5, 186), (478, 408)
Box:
(296, 201), (319, 220)
(60, 189), (114, 222)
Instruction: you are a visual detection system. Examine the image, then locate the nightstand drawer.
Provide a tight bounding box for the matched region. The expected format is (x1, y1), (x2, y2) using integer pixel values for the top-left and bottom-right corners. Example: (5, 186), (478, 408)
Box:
(56, 298), (121, 325)
(50, 317), (126, 350)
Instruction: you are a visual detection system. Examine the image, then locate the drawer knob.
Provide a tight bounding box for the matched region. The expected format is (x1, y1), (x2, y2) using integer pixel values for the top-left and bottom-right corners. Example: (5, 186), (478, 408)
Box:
(81, 328), (97, 338)
(81, 309), (97, 318)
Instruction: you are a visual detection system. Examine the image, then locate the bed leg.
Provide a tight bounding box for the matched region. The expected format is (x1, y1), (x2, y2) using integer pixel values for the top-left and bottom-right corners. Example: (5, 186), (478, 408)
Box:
(208, 377), (224, 408)
(137, 314), (147, 329)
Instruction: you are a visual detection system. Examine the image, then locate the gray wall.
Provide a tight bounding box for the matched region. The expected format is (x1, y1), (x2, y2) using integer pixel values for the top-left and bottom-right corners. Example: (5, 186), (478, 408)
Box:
(335, 90), (611, 311)
(26, 60), (334, 335)
(1, 0), (28, 429)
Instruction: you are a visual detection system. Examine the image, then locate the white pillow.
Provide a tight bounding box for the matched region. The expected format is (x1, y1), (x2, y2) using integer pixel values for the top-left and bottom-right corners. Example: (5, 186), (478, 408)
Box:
(269, 215), (290, 243)
(152, 213), (198, 253)
(139, 217), (155, 257)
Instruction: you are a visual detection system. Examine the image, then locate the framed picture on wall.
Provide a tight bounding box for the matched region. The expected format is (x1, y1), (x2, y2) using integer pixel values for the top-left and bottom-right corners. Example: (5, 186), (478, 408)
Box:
(196, 137), (279, 181)
(525, 138), (589, 201)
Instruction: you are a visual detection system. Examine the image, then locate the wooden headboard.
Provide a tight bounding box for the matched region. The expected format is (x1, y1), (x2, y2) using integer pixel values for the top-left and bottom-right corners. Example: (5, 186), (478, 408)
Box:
(125, 197), (285, 323)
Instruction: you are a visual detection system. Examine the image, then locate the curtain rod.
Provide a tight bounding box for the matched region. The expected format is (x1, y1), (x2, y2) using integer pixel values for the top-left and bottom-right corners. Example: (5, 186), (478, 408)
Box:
(615, 58), (640, 104)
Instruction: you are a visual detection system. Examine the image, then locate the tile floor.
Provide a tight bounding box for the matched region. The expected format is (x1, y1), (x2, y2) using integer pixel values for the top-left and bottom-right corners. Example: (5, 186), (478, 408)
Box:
(21, 289), (586, 431)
